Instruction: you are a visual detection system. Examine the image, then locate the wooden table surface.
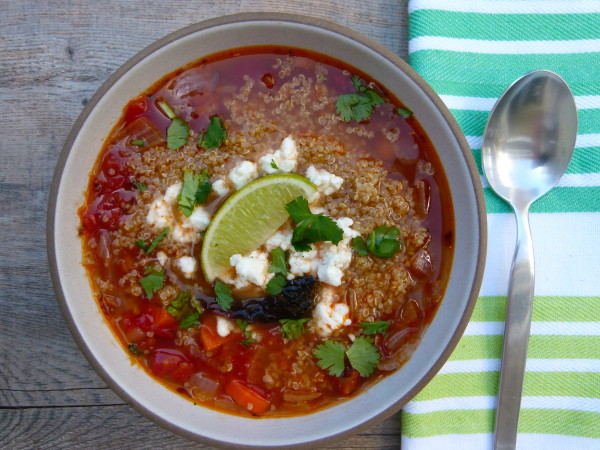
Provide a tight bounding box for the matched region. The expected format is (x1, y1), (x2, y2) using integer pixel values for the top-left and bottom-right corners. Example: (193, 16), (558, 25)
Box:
(0, 1), (408, 448)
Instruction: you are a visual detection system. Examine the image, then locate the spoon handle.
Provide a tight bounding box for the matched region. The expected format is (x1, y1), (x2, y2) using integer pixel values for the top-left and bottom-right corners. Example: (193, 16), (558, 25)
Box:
(494, 204), (535, 450)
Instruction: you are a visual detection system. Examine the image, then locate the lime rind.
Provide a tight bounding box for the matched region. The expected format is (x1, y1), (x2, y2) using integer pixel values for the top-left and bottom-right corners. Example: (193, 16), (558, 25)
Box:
(201, 174), (317, 282)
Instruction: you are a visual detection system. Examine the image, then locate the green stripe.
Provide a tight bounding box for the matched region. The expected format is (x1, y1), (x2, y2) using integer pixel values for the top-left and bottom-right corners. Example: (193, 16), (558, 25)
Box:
(410, 51), (600, 97)
(410, 11), (600, 41)
(452, 108), (600, 139)
(483, 187), (600, 213)
(471, 148), (600, 177)
(472, 296), (600, 322)
(402, 409), (600, 438)
(450, 335), (600, 361)
(414, 372), (600, 401)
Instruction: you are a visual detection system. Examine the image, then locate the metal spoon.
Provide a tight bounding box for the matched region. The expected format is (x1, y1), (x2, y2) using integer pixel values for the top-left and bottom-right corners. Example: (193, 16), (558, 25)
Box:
(482, 70), (577, 450)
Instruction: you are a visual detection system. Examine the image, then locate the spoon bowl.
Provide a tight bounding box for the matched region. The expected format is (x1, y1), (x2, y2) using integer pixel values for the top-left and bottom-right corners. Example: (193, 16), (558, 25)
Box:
(482, 70), (577, 450)
(483, 70), (577, 207)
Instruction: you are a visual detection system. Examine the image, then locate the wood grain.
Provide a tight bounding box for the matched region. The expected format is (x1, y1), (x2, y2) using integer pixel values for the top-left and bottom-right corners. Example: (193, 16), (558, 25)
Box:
(0, 0), (408, 447)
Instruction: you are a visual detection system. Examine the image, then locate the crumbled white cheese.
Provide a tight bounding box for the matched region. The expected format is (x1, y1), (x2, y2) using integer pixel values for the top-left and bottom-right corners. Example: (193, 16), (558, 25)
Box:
(288, 248), (319, 279)
(188, 207), (211, 231)
(156, 251), (168, 267)
(285, 216), (358, 286)
(229, 250), (271, 288)
(306, 165), (344, 195)
(335, 217), (360, 240)
(216, 316), (237, 337)
(146, 182), (210, 244)
(311, 287), (352, 337)
(229, 160), (258, 190)
(264, 226), (293, 252)
(316, 241), (353, 287)
(212, 179), (229, 197)
(175, 256), (197, 279)
(259, 136), (298, 174)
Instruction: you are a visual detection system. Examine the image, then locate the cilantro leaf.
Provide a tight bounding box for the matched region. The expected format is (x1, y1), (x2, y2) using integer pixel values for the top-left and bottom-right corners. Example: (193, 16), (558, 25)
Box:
(139, 267), (165, 299)
(336, 76), (387, 123)
(167, 117), (189, 150)
(128, 343), (143, 356)
(198, 116), (227, 149)
(178, 169), (212, 217)
(346, 336), (380, 377)
(266, 274), (286, 295)
(280, 318), (310, 340)
(179, 310), (200, 329)
(313, 340), (346, 377)
(166, 291), (192, 318)
(157, 99), (176, 120)
(367, 226), (401, 258)
(268, 248), (287, 275)
(194, 169), (212, 204)
(286, 196), (344, 251)
(270, 159), (278, 170)
(236, 319), (254, 345)
(396, 107), (413, 118)
(135, 181), (147, 192)
(146, 227), (169, 254)
(240, 338), (257, 346)
(132, 139), (145, 147)
(214, 281), (234, 311)
(351, 236), (369, 256)
(359, 321), (391, 336)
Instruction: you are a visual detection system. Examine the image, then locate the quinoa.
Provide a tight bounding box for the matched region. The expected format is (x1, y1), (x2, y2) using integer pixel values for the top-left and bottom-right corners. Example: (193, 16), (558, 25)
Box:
(80, 49), (450, 415)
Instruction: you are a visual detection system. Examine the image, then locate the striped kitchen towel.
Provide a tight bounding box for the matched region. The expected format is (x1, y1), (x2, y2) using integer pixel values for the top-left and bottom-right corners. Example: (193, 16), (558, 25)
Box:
(402, 1), (600, 449)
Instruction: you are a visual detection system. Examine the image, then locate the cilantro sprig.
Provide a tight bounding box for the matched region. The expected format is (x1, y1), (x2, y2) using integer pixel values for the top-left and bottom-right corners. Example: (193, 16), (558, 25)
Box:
(265, 248), (288, 295)
(313, 336), (381, 377)
(236, 319), (257, 346)
(214, 281), (234, 311)
(359, 321), (392, 336)
(167, 117), (189, 150)
(352, 226), (402, 259)
(198, 116), (227, 149)
(335, 75), (385, 123)
(139, 266), (165, 299)
(136, 227), (169, 254)
(280, 318), (310, 341)
(286, 196), (344, 252)
(178, 169), (212, 217)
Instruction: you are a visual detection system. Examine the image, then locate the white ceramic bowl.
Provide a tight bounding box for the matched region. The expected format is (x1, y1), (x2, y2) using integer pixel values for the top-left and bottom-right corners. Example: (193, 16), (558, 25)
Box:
(48, 13), (486, 448)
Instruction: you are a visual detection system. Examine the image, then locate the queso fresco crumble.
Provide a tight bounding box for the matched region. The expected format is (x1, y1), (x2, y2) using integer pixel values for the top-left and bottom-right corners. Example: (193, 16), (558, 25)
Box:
(79, 47), (454, 417)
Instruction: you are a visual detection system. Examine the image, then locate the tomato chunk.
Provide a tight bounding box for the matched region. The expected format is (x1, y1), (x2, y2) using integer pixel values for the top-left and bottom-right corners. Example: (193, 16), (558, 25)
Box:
(225, 379), (270, 415)
(149, 348), (193, 384)
(199, 314), (237, 352)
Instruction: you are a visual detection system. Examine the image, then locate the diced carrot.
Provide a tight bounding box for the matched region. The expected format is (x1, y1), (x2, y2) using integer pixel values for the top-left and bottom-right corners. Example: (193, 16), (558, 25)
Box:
(199, 314), (236, 352)
(225, 379), (270, 415)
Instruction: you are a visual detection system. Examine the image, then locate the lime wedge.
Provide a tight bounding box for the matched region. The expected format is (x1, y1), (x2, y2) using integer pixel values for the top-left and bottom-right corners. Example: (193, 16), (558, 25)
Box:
(201, 174), (317, 282)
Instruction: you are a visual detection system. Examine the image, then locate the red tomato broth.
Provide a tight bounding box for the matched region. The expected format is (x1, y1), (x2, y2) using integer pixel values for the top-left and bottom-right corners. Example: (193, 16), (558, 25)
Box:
(79, 46), (454, 417)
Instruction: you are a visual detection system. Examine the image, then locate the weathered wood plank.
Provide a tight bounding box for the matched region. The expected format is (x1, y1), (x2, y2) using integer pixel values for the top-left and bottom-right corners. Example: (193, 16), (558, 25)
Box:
(0, 406), (402, 449)
(0, 0), (408, 447)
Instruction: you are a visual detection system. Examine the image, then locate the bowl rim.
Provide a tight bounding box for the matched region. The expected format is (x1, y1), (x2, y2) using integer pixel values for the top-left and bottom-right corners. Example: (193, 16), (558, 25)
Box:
(47, 11), (487, 448)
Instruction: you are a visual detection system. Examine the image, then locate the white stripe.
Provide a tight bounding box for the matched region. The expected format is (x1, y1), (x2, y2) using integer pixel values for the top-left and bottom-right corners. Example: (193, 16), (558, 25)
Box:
(404, 395), (495, 414)
(410, 36), (600, 55)
(402, 433), (600, 450)
(481, 173), (600, 189)
(482, 213), (600, 297)
(440, 94), (600, 111)
(439, 359), (600, 374)
(408, 0), (600, 15)
(466, 133), (600, 149)
(464, 321), (600, 336)
(404, 396), (600, 415)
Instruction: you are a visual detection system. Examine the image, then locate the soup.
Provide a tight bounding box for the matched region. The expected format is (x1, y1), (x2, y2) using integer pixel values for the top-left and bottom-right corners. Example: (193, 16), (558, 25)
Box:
(79, 46), (454, 417)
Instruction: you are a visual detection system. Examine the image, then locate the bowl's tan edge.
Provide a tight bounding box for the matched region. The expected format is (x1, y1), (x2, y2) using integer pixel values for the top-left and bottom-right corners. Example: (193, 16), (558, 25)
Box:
(47, 11), (487, 449)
